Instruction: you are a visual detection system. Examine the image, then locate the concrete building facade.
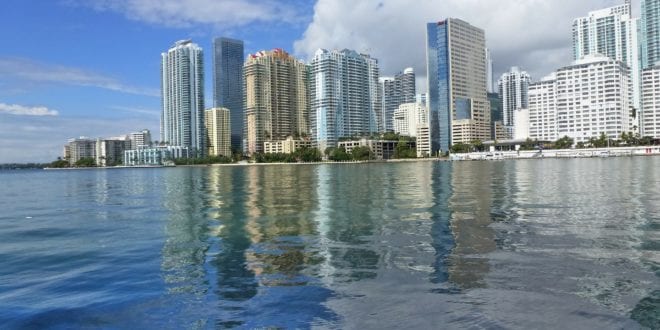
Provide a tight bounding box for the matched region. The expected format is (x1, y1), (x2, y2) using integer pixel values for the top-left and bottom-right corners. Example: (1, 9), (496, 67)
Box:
(205, 107), (231, 157)
(243, 49), (309, 155)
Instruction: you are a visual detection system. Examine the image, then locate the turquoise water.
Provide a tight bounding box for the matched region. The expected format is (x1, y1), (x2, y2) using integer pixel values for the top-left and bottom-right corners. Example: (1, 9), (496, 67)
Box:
(0, 158), (658, 329)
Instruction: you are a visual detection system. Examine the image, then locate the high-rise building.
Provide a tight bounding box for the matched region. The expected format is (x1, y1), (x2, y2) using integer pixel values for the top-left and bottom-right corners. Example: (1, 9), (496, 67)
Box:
(427, 19), (490, 154)
(392, 103), (427, 137)
(205, 107), (232, 157)
(243, 49), (308, 155)
(498, 67), (530, 138)
(309, 49), (380, 151)
(66, 137), (96, 165)
(382, 68), (416, 132)
(486, 48), (494, 93)
(573, 1), (640, 120)
(533, 56), (631, 144)
(96, 137), (132, 167)
(642, 0), (660, 69)
(488, 92), (507, 140)
(641, 65), (660, 138)
(161, 40), (205, 156)
(213, 37), (244, 151)
(528, 74), (558, 142)
(557, 56), (631, 143)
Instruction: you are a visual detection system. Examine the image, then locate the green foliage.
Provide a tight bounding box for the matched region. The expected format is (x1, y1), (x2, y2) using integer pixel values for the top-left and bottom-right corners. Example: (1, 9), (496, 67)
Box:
(394, 141), (416, 159)
(553, 136), (574, 149)
(74, 157), (96, 167)
(351, 146), (374, 161)
(295, 147), (322, 162)
(173, 155), (233, 165)
(470, 139), (485, 152)
(450, 143), (471, 153)
(520, 138), (538, 151)
(327, 147), (351, 161)
(49, 159), (70, 168)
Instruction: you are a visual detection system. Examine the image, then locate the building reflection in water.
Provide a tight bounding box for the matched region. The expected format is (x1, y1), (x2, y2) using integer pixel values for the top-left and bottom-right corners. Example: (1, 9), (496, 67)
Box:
(160, 168), (211, 296)
(429, 161), (497, 290)
(205, 167), (257, 303)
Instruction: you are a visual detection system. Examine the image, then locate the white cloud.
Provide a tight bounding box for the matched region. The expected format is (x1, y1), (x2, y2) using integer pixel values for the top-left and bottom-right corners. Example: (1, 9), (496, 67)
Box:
(74, 0), (305, 29)
(0, 114), (159, 163)
(0, 57), (159, 97)
(294, 0), (624, 91)
(0, 103), (59, 116)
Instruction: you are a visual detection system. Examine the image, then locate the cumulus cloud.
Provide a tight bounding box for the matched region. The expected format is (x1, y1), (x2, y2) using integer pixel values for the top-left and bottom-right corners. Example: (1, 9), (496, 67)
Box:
(294, 0), (624, 91)
(0, 103), (59, 116)
(73, 0), (306, 29)
(0, 57), (159, 97)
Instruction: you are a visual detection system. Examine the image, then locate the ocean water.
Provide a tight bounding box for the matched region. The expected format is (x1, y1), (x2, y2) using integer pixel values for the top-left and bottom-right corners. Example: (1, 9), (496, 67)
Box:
(0, 158), (658, 329)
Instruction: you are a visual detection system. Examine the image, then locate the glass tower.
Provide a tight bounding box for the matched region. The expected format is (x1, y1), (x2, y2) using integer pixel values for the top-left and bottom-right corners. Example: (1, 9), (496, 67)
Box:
(642, 0), (660, 69)
(213, 37), (244, 151)
(161, 40), (205, 156)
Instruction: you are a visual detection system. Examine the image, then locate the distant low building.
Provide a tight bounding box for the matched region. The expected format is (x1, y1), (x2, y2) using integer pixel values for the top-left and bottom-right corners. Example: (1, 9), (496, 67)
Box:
(264, 136), (313, 154)
(66, 137), (96, 165)
(96, 137), (132, 166)
(338, 138), (416, 160)
(129, 129), (152, 150)
(124, 146), (189, 166)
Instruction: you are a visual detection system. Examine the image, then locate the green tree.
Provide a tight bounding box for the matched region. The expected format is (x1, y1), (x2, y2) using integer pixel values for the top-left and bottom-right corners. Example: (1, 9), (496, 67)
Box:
(394, 141), (416, 158)
(295, 147), (322, 162)
(450, 143), (471, 153)
(49, 158), (70, 168)
(554, 136), (574, 149)
(351, 146), (374, 161)
(74, 157), (96, 167)
(471, 139), (484, 152)
(328, 147), (351, 161)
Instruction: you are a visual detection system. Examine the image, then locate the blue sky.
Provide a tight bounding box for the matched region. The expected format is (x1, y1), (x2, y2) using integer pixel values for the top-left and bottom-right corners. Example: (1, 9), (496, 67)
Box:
(0, 0), (622, 163)
(0, 0), (315, 163)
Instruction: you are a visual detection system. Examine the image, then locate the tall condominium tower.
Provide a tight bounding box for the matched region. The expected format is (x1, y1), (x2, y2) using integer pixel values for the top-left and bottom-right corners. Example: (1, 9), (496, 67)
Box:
(309, 49), (380, 151)
(205, 107), (231, 157)
(426, 19), (490, 154)
(642, 0), (660, 69)
(573, 1), (640, 118)
(382, 68), (416, 132)
(528, 74), (558, 142)
(641, 66), (660, 138)
(243, 49), (308, 155)
(498, 67), (531, 138)
(161, 40), (205, 156)
(212, 37), (244, 151)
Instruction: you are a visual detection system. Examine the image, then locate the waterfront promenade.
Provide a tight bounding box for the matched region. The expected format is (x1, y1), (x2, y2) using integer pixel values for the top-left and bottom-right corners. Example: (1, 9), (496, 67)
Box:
(450, 145), (660, 161)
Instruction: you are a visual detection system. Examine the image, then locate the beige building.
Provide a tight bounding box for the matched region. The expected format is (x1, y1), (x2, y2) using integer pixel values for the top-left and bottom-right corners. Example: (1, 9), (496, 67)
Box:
(416, 124), (431, 157)
(244, 49), (309, 155)
(205, 107), (232, 157)
(264, 136), (313, 154)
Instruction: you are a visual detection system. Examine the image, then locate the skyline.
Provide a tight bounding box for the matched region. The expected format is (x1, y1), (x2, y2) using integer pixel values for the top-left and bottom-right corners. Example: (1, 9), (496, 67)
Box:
(0, 0), (629, 162)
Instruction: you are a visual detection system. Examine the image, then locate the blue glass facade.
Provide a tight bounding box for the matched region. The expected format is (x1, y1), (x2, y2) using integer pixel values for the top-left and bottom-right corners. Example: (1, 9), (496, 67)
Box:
(426, 22), (451, 154)
(213, 37), (244, 151)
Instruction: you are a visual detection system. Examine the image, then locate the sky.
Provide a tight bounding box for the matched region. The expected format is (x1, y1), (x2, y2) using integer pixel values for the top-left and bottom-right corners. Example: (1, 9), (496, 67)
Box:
(0, 0), (627, 163)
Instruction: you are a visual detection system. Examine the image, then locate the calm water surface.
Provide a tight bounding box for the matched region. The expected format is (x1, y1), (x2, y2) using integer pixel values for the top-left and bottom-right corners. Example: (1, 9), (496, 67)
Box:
(0, 158), (659, 329)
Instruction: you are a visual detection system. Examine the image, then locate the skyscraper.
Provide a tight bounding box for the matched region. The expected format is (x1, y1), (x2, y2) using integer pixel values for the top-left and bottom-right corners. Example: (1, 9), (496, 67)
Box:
(161, 40), (205, 156)
(205, 107), (231, 157)
(382, 68), (416, 132)
(426, 19), (490, 154)
(310, 49), (381, 152)
(498, 67), (530, 138)
(486, 49), (494, 93)
(213, 37), (244, 151)
(642, 0), (660, 69)
(641, 65), (660, 138)
(573, 1), (640, 118)
(243, 49), (308, 155)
